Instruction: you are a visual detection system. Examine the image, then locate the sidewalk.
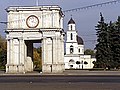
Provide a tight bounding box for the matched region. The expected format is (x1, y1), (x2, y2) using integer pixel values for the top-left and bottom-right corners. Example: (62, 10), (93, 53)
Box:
(0, 70), (120, 76)
(63, 70), (120, 76)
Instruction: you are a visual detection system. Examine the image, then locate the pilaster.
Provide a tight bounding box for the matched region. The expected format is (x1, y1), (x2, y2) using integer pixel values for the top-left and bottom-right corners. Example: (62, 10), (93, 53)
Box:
(19, 38), (24, 65)
(6, 38), (25, 73)
(10, 39), (13, 64)
(42, 37), (52, 73)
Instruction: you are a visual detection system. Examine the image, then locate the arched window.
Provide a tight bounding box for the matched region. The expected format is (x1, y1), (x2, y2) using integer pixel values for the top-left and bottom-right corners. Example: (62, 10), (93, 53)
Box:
(71, 25), (72, 30)
(78, 49), (80, 53)
(76, 61), (80, 64)
(69, 59), (75, 63)
(70, 45), (74, 54)
(84, 61), (88, 64)
(70, 33), (73, 40)
(69, 59), (74, 68)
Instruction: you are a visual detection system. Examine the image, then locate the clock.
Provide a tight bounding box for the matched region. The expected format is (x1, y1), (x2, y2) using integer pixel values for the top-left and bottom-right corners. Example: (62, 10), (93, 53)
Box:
(26, 15), (39, 28)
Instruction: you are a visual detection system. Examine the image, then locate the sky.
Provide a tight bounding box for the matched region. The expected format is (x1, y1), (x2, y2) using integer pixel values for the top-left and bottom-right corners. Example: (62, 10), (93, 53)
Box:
(0, 0), (120, 49)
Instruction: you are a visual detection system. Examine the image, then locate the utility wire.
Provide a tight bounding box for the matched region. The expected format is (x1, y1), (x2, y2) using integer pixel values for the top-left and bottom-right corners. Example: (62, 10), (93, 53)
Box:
(63, 0), (120, 13)
(0, 0), (119, 24)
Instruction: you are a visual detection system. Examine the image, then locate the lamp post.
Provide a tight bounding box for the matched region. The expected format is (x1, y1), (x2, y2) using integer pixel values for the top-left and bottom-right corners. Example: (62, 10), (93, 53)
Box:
(36, 0), (39, 6)
(82, 60), (83, 69)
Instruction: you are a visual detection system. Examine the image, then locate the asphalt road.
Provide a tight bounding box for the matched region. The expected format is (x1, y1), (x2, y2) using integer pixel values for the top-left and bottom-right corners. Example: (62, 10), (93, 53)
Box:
(0, 75), (120, 90)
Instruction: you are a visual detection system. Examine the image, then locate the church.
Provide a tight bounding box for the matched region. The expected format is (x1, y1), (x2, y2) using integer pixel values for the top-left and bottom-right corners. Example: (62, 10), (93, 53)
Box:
(64, 18), (96, 69)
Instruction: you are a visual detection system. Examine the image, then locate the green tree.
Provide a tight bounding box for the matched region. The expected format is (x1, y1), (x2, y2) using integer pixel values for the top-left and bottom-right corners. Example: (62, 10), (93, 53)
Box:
(0, 35), (7, 69)
(84, 49), (95, 57)
(95, 14), (120, 69)
(33, 47), (42, 71)
(95, 13), (110, 69)
(107, 21), (116, 68)
(112, 16), (120, 69)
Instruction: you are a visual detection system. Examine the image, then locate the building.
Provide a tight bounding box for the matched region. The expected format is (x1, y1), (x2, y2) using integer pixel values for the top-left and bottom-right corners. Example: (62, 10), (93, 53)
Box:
(5, 5), (96, 73)
(6, 5), (65, 73)
(64, 18), (96, 69)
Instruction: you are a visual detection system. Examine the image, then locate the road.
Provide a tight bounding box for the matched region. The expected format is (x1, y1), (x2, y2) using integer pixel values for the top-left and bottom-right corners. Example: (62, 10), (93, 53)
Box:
(0, 75), (120, 90)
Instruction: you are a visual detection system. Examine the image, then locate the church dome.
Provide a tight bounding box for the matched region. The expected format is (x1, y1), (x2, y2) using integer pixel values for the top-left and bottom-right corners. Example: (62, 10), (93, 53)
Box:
(76, 35), (84, 45)
(68, 18), (75, 24)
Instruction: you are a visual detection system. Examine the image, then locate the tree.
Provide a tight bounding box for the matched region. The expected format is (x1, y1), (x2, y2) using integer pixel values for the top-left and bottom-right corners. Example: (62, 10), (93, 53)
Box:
(111, 16), (120, 69)
(95, 13), (110, 69)
(95, 14), (120, 69)
(84, 49), (95, 57)
(107, 21), (116, 68)
(33, 47), (42, 71)
(0, 35), (7, 69)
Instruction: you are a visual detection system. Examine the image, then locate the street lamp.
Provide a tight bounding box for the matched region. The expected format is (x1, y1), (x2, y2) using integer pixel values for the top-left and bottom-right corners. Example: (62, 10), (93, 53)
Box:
(81, 60), (83, 69)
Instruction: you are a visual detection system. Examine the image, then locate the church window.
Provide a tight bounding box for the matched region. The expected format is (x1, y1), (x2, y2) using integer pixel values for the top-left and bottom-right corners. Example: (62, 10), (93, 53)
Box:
(71, 25), (72, 30)
(92, 61), (95, 64)
(69, 59), (74, 63)
(76, 61), (80, 64)
(70, 45), (74, 54)
(71, 33), (73, 40)
(79, 49), (80, 53)
(84, 61), (88, 64)
(70, 65), (73, 68)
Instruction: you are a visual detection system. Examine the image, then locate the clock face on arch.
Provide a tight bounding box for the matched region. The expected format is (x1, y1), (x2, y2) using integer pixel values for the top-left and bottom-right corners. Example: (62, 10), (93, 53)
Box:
(26, 15), (39, 28)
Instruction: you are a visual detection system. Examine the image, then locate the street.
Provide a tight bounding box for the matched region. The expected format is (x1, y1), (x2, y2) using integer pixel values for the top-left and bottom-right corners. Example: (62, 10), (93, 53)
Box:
(0, 75), (120, 90)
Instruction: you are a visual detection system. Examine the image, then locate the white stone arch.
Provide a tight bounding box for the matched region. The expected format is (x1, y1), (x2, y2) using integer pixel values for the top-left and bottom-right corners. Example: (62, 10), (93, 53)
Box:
(6, 6), (65, 73)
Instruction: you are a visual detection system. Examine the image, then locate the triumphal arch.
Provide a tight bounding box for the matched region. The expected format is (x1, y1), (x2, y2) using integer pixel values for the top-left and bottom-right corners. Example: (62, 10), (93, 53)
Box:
(5, 5), (65, 73)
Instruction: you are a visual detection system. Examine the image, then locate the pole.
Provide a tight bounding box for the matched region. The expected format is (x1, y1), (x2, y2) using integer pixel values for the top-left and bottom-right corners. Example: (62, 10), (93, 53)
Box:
(36, 0), (39, 6)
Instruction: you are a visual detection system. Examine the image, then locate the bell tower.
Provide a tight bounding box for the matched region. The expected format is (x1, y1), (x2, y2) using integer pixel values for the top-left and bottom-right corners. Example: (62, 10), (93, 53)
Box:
(66, 18), (78, 54)
(65, 17), (84, 55)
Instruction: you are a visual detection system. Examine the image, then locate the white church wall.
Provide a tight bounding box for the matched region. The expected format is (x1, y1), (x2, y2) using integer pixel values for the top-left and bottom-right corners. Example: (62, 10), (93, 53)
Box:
(82, 55), (95, 69)
(68, 24), (75, 30)
(66, 31), (77, 42)
(64, 55), (95, 69)
(64, 17), (96, 70)
(78, 45), (84, 54)
(91, 58), (96, 68)
(65, 43), (78, 54)
(64, 56), (80, 69)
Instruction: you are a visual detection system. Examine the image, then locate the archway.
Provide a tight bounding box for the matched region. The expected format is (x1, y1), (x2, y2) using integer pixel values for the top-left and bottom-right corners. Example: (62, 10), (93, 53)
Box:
(33, 42), (42, 72)
(5, 6), (65, 73)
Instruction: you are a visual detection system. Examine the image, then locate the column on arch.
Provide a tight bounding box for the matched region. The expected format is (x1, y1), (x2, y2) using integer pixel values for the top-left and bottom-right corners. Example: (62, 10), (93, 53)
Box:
(6, 39), (11, 73)
(6, 38), (15, 73)
(13, 39), (20, 65)
(9, 39), (13, 64)
(52, 36), (65, 73)
(6, 39), (10, 64)
(19, 38), (25, 72)
(6, 38), (21, 73)
(52, 37), (57, 64)
(42, 37), (52, 73)
(56, 37), (61, 63)
(61, 35), (65, 71)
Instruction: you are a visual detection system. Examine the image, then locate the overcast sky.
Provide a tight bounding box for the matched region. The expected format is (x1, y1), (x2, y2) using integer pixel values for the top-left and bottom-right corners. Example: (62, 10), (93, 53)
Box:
(0, 0), (120, 49)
